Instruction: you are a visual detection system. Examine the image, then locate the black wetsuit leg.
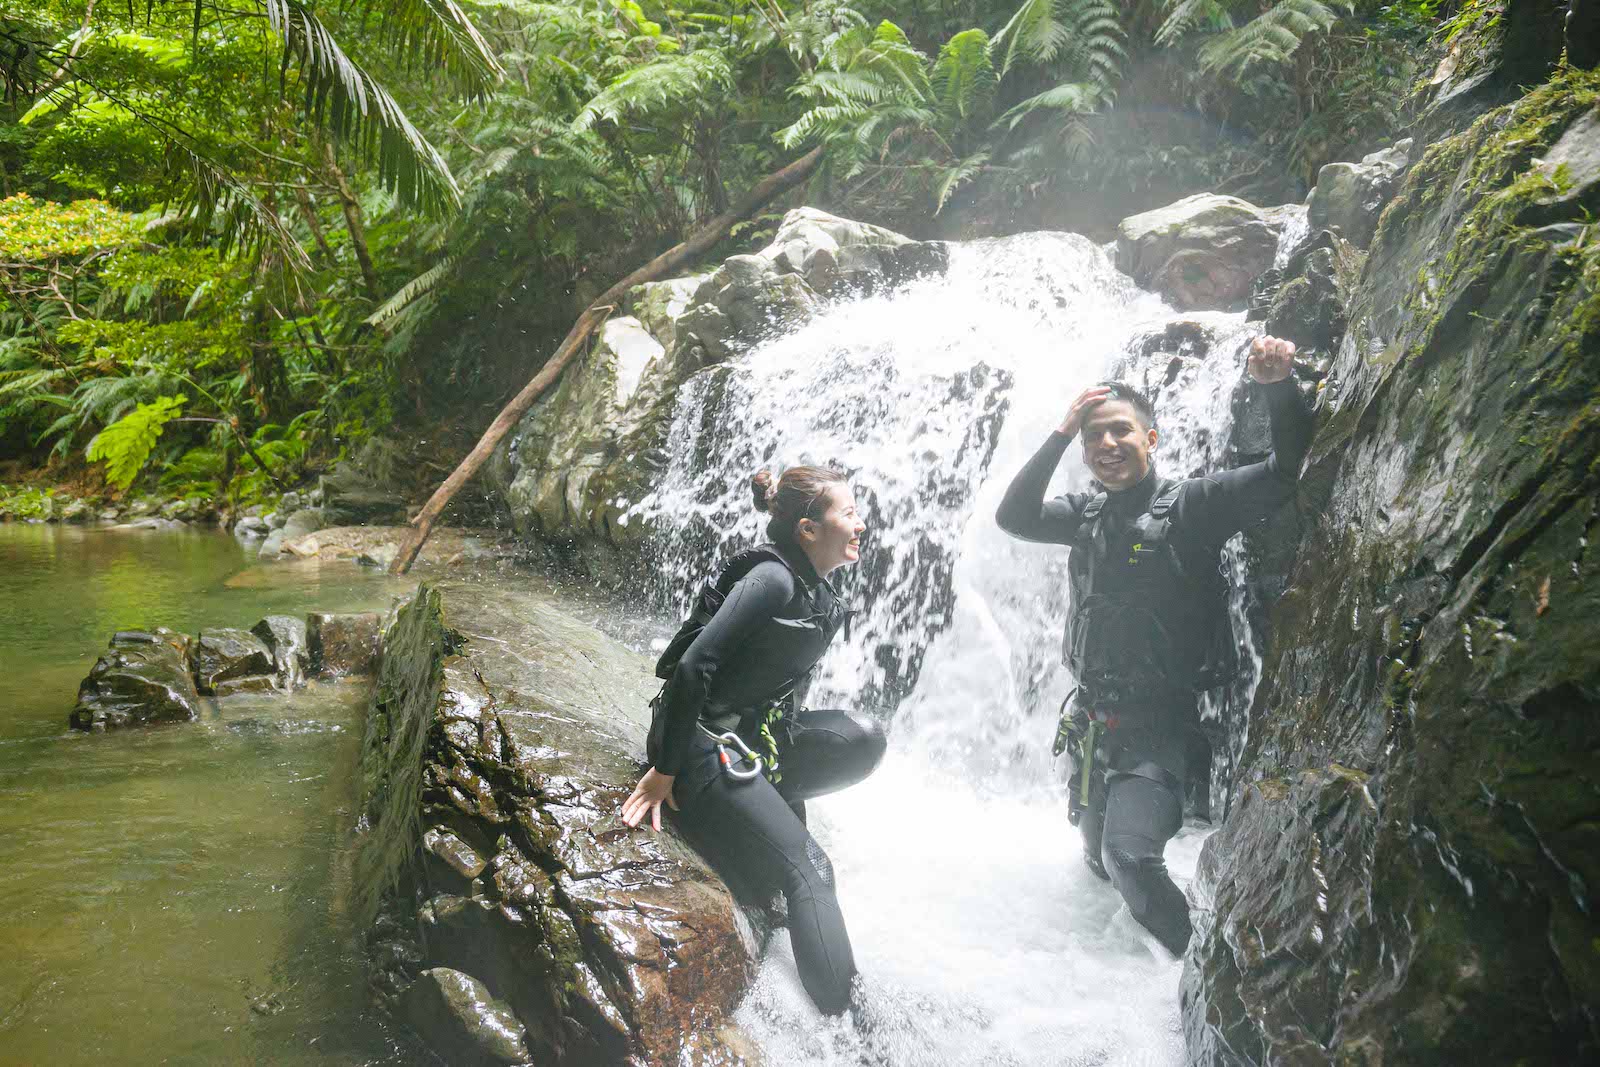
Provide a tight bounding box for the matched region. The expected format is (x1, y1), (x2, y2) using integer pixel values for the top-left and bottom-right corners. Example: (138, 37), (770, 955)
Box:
(774, 709), (887, 804)
(1101, 771), (1190, 956)
(676, 760), (857, 1014)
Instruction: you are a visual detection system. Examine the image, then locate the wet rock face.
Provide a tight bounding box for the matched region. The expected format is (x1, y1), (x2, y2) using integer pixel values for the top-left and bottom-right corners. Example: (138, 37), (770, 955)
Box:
(1183, 70), (1600, 1063)
(357, 583), (760, 1065)
(1307, 139), (1414, 249)
(308, 612), (382, 678)
(1115, 194), (1280, 310)
(69, 629), (202, 731)
(192, 628), (277, 695)
(251, 615), (311, 690)
(488, 207), (948, 576)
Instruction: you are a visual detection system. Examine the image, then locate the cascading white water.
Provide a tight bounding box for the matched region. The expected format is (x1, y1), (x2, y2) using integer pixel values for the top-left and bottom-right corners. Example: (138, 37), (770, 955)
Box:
(629, 233), (1268, 1065)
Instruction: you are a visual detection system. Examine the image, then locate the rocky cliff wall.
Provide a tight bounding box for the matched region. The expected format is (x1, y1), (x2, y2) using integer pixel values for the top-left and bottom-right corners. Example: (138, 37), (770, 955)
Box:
(1183, 68), (1600, 1064)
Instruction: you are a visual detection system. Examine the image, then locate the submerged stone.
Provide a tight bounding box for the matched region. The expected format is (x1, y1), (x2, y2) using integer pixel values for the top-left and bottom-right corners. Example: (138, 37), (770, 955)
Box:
(403, 968), (530, 1067)
(69, 629), (202, 731)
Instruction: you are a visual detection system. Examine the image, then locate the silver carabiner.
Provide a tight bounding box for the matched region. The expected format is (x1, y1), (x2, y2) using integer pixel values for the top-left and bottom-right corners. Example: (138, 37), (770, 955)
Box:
(709, 729), (764, 781)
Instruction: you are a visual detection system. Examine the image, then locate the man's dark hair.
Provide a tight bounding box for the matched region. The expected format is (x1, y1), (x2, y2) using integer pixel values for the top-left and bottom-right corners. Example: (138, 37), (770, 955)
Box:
(1092, 381), (1156, 429)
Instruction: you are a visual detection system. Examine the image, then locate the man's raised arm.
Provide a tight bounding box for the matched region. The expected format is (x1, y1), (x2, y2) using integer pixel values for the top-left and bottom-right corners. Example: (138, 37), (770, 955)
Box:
(1175, 337), (1314, 544)
(995, 386), (1109, 545)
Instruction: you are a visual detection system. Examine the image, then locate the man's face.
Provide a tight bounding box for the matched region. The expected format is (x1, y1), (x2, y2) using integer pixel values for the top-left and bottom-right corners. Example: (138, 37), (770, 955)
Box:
(1080, 398), (1157, 490)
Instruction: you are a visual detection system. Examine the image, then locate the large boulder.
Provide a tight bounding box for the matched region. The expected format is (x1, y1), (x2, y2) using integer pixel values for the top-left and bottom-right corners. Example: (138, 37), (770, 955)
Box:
(489, 208), (949, 572)
(191, 627), (276, 695)
(1182, 70), (1600, 1063)
(308, 612), (382, 678)
(258, 508), (324, 560)
(319, 467), (408, 527)
(356, 583), (760, 1065)
(69, 629), (203, 731)
(1307, 139), (1414, 249)
(1115, 194), (1280, 310)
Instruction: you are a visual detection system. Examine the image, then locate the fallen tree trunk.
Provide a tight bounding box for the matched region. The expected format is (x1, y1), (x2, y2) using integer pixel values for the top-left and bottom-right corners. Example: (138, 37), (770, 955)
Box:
(390, 145), (824, 575)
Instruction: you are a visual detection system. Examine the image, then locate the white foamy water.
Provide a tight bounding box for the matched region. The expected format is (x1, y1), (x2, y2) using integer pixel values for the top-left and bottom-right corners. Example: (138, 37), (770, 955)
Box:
(630, 232), (1272, 1064)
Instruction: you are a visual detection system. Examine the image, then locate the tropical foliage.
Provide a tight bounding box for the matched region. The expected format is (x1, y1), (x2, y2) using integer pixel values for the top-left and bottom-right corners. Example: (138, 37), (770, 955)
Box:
(0, 0), (1451, 503)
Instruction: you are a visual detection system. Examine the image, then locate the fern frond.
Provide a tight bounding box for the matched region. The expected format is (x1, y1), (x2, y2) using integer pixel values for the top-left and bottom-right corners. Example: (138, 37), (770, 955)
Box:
(1197, 0), (1348, 78)
(85, 394), (186, 490)
(1154, 0), (1232, 47)
(996, 81), (1107, 131)
(932, 29), (997, 126)
(573, 49), (734, 130)
(935, 150), (991, 213)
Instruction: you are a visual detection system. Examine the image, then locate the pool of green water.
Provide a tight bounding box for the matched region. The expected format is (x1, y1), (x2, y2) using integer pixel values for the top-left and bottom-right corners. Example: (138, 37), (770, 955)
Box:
(0, 523), (429, 1065)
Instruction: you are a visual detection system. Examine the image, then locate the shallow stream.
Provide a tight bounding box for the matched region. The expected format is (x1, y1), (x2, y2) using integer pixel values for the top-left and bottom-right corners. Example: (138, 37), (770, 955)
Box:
(0, 525), (417, 1065)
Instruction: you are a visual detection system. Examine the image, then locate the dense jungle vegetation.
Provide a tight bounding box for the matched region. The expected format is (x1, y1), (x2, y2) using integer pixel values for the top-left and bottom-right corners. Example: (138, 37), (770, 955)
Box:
(0, 1), (1473, 514)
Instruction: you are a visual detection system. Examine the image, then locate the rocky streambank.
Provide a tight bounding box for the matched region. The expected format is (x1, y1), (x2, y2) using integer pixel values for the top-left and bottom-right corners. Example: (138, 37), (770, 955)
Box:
(1181, 63), (1600, 1067)
(356, 581), (763, 1066)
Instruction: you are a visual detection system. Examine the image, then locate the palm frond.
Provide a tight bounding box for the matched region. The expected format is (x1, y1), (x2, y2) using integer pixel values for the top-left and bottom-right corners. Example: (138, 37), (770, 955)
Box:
(366, 255), (460, 330)
(266, 0), (462, 214)
(352, 0), (504, 100)
(996, 80), (1107, 131)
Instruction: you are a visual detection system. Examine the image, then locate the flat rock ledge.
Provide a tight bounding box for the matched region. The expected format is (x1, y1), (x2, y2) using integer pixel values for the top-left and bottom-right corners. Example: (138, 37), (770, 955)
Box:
(356, 582), (762, 1066)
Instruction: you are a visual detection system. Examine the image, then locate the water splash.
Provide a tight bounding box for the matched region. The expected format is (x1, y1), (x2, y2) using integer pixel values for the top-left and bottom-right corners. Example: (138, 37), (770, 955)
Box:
(632, 233), (1263, 1063)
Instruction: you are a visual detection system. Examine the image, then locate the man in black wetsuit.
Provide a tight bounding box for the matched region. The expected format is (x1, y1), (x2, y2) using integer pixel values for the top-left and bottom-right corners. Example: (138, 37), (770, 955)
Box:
(995, 335), (1312, 956)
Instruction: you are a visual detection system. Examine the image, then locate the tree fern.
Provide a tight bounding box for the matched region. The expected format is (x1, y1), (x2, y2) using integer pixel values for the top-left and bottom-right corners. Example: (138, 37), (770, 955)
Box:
(1196, 1), (1349, 78)
(573, 48), (735, 130)
(85, 394), (186, 489)
(993, 0), (1123, 84)
(932, 30), (997, 127)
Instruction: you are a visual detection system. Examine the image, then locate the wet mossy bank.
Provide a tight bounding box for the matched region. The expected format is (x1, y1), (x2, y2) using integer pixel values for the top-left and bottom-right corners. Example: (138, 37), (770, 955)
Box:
(1183, 69), (1600, 1063)
(356, 582), (760, 1066)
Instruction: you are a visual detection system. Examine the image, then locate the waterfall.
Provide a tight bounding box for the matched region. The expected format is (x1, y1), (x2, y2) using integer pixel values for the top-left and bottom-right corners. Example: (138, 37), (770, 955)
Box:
(629, 232), (1264, 1064)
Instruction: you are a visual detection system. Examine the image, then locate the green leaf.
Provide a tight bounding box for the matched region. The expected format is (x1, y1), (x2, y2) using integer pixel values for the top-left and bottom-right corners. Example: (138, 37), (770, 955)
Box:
(85, 395), (186, 490)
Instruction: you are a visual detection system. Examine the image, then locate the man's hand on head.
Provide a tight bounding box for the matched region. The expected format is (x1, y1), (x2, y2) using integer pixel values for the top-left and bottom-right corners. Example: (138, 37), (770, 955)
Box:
(1059, 385), (1113, 437)
(1248, 336), (1296, 384)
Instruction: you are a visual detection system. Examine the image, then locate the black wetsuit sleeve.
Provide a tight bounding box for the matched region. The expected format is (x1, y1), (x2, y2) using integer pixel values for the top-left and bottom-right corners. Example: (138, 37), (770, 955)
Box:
(995, 430), (1090, 544)
(1173, 378), (1314, 545)
(654, 562), (793, 777)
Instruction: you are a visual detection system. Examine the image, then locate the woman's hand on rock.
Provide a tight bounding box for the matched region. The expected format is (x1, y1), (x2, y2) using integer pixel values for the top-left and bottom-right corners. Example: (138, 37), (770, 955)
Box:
(1060, 385), (1113, 437)
(622, 767), (678, 832)
(1248, 335), (1296, 383)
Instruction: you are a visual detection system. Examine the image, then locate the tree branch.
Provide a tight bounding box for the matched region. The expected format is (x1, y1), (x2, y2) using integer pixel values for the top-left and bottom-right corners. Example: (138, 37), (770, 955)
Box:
(389, 145), (825, 574)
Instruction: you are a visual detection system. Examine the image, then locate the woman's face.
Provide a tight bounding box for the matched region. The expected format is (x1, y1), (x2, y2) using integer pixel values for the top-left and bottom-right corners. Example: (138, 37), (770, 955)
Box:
(798, 485), (865, 575)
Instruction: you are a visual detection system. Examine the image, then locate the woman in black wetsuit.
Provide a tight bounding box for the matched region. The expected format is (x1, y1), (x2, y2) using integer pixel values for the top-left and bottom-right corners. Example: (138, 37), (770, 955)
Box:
(620, 465), (887, 1014)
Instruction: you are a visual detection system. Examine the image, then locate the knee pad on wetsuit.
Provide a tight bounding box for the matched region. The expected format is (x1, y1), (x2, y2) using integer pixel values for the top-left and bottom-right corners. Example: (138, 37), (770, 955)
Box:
(804, 836), (836, 893)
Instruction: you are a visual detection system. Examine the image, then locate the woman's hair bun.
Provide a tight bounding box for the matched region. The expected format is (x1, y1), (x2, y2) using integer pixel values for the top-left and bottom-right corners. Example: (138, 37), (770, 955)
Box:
(750, 469), (775, 513)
